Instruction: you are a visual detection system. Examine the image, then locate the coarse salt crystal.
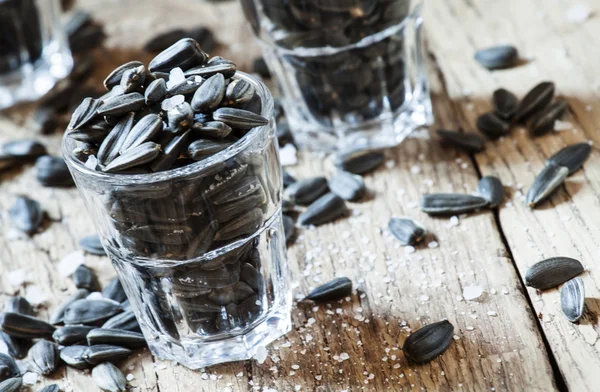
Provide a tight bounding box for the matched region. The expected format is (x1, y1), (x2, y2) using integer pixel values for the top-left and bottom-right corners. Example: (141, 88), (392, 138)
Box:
(254, 345), (268, 364)
(280, 144), (298, 166)
(410, 165), (421, 174)
(85, 155), (98, 170)
(7, 269), (27, 287)
(25, 285), (47, 305)
(554, 120), (573, 131)
(291, 364), (300, 370)
(0, 340), (9, 355)
(86, 292), (104, 300)
(167, 67), (186, 89)
(22, 372), (38, 385)
(339, 352), (350, 361)
(428, 241), (439, 249)
(487, 311), (498, 317)
(404, 246), (415, 254)
(126, 374), (134, 381)
(567, 5), (591, 23)
(463, 285), (484, 301)
(58, 251), (85, 277)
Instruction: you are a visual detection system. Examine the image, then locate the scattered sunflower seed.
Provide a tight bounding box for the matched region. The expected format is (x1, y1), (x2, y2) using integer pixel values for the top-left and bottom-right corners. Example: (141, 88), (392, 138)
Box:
(283, 170), (296, 188)
(526, 257), (584, 290)
(474, 45), (519, 70)
(50, 289), (90, 325)
(328, 171), (366, 201)
(298, 193), (347, 226)
(102, 278), (127, 304)
(52, 325), (95, 346)
(0, 312), (55, 339)
(79, 235), (106, 256)
(28, 340), (59, 375)
(0, 377), (22, 392)
(547, 143), (591, 175)
(9, 196), (43, 234)
(1, 139), (47, 160)
(39, 384), (60, 392)
(477, 176), (504, 208)
(86, 329), (146, 349)
(36, 156), (74, 187)
(436, 130), (485, 153)
(476, 112), (511, 138)
(529, 100), (569, 136)
(388, 217), (425, 246)
(402, 320), (454, 364)
(4, 297), (34, 316)
(306, 277), (352, 302)
(421, 194), (488, 215)
(525, 164), (569, 207)
(92, 362), (126, 392)
(103, 142), (161, 173)
(0, 332), (30, 359)
(63, 299), (122, 325)
(72, 265), (98, 291)
(333, 149), (384, 174)
(514, 82), (555, 122)
(59, 346), (89, 369)
(83, 345), (132, 365)
(493, 88), (518, 120)
(284, 177), (328, 206)
(561, 277), (585, 323)
(0, 353), (20, 380)
(102, 310), (139, 332)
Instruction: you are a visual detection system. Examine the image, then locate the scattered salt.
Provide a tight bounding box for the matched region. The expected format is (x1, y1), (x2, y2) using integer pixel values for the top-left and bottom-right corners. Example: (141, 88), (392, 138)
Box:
(166, 67), (186, 89)
(86, 292), (104, 301)
(428, 241), (439, 249)
(0, 340), (9, 355)
(339, 352), (350, 361)
(404, 246), (415, 254)
(7, 268), (27, 287)
(126, 373), (134, 381)
(280, 144), (298, 166)
(85, 155), (98, 170)
(22, 372), (38, 385)
(58, 251), (85, 277)
(410, 165), (421, 175)
(554, 120), (573, 131)
(254, 345), (268, 364)
(463, 285), (484, 301)
(25, 285), (47, 305)
(567, 4), (591, 23)
(487, 311), (498, 317)
(291, 364), (300, 370)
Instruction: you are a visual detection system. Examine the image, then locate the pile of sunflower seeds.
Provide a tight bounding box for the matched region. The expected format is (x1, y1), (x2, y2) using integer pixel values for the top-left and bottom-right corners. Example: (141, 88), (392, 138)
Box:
(0, 266), (137, 392)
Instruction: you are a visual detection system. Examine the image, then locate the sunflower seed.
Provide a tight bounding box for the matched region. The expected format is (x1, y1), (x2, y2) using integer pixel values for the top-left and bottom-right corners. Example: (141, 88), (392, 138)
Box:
(167, 102), (194, 132)
(191, 73), (225, 112)
(328, 171), (366, 201)
(83, 345), (132, 365)
(149, 38), (208, 72)
(0, 332), (30, 359)
(0, 312), (55, 339)
(144, 78), (167, 105)
(28, 340), (59, 375)
(476, 112), (511, 138)
(184, 58), (237, 79)
(514, 82), (555, 122)
(283, 215), (295, 244)
(150, 130), (191, 172)
(9, 196), (43, 234)
(388, 217), (425, 246)
(67, 97), (102, 131)
(87, 328), (145, 349)
(144, 29), (188, 52)
(79, 235), (106, 256)
(102, 278), (126, 303)
(102, 310), (139, 332)
(0, 377), (22, 392)
(103, 142), (161, 173)
(59, 345), (89, 369)
(477, 176), (504, 208)
(120, 114), (163, 153)
(50, 289), (89, 325)
(299, 193), (347, 226)
(529, 100), (569, 136)
(306, 277), (352, 302)
(195, 121), (232, 139)
(214, 208), (264, 241)
(421, 193), (488, 215)
(283, 170), (296, 188)
(526, 257), (584, 290)
(36, 156), (74, 187)
(166, 76), (204, 97)
(33, 106), (59, 135)
(252, 57), (270, 78)
(0, 353), (20, 380)
(103, 61), (144, 90)
(119, 65), (146, 94)
(224, 79), (254, 106)
(4, 297), (34, 316)
(525, 164), (568, 207)
(474, 45), (518, 70)
(97, 113), (135, 166)
(333, 149), (384, 174)
(561, 277), (585, 323)
(493, 88), (518, 120)
(97, 93), (145, 116)
(69, 123), (110, 144)
(39, 384), (60, 392)
(436, 130), (485, 153)
(52, 325), (95, 345)
(72, 265), (98, 291)
(187, 139), (232, 160)
(402, 320), (454, 364)
(212, 107), (269, 129)
(212, 175), (265, 205)
(284, 177), (328, 205)
(0, 139), (46, 160)
(547, 143), (591, 175)
(92, 362), (126, 392)
(63, 299), (122, 325)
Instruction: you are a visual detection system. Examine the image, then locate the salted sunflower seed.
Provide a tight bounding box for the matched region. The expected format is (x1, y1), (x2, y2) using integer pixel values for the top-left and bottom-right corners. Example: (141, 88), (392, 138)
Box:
(4, 297), (34, 316)
(83, 344), (132, 365)
(214, 208), (264, 241)
(36, 156), (74, 187)
(87, 329), (146, 349)
(104, 61), (144, 90)
(79, 235), (106, 256)
(166, 76), (204, 98)
(0, 332), (30, 360)
(119, 65), (146, 94)
(50, 289), (89, 325)
(299, 193), (347, 226)
(388, 217), (425, 246)
(526, 257), (584, 290)
(191, 73), (225, 111)
(514, 81), (555, 122)
(436, 130), (485, 153)
(212, 107), (269, 129)
(92, 362), (126, 392)
(477, 176), (504, 208)
(306, 277), (352, 302)
(59, 345), (89, 369)
(102, 310), (139, 332)
(52, 325), (95, 345)
(1, 139), (47, 159)
(328, 171), (366, 201)
(525, 164), (569, 207)
(150, 130), (191, 172)
(102, 278), (127, 303)
(284, 177), (328, 206)
(39, 384), (60, 392)
(63, 299), (122, 325)
(474, 45), (518, 70)
(97, 93), (145, 116)
(0, 312), (55, 339)
(28, 340), (59, 375)
(72, 265), (98, 291)
(493, 88), (518, 120)
(69, 123), (110, 144)
(421, 193), (488, 215)
(0, 377), (22, 392)
(529, 100), (569, 136)
(167, 102), (194, 132)
(547, 143), (591, 176)
(97, 113), (135, 166)
(103, 142), (161, 173)
(184, 57), (237, 79)
(149, 38), (208, 72)
(283, 215), (295, 244)
(144, 78), (167, 105)
(476, 112), (511, 138)
(212, 175), (265, 205)
(224, 79), (254, 106)
(333, 149), (384, 175)
(0, 353), (20, 379)
(9, 196), (43, 234)
(67, 97), (102, 131)
(120, 114), (163, 153)
(561, 277), (585, 323)
(194, 121), (232, 139)
(402, 320), (454, 364)
(187, 139), (232, 160)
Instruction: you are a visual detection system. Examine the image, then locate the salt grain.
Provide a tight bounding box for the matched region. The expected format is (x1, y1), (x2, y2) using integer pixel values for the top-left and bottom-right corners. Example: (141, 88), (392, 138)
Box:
(339, 352), (350, 361)
(567, 4), (591, 23)
(280, 144), (298, 166)
(554, 120), (573, 131)
(7, 268), (27, 287)
(126, 374), (134, 381)
(22, 372), (38, 385)
(254, 345), (268, 364)
(428, 241), (439, 249)
(25, 285), (47, 305)
(86, 292), (104, 301)
(463, 285), (484, 301)
(166, 67), (186, 89)
(58, 251), (85, 277)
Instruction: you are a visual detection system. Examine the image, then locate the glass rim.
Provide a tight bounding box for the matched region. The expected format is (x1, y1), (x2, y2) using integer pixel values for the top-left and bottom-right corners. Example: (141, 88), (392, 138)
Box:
(62, 71), (275, 184)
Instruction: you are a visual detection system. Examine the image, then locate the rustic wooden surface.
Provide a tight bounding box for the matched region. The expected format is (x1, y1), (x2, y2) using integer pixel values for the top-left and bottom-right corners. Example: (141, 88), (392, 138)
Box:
(1, 0), (600, 390)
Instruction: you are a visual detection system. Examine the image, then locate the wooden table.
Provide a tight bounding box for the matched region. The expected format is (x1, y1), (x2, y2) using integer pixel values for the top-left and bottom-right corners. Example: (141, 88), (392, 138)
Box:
(1, 0), (599, 390)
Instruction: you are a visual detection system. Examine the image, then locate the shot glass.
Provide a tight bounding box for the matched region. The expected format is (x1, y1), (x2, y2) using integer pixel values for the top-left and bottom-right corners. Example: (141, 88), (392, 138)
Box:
(62, 72), (292, 369)
(0, 0), (73, 109)
(241, 0), (432, 151)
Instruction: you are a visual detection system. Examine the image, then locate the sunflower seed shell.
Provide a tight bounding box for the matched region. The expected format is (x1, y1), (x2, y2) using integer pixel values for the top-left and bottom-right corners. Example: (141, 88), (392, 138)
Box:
(402, 320), (454, 364)
(514, 82), (555, 122)
(561, 277), (585, 323)
(83, 344), (132, 365)
(421, 194), (488, 215)
(92, 362), (126, 392)
(212, 107), (268, 129)
(547, 143), (591, 175)
(191, 73), (225, 112)
(97, 93), (145, 116)
(0, 377), (22, 392)
(103, 142), (161, 173)
(87, 329), (146, 349)
(328, 171), (366, 201)
(79, 235), (106, 256)
(284, 177), (329, 206)
(388, 217), (425, 246)
(306, 277), (352, 302)
(72, 264), (98, 291)
(477, 176), (504, 208)
(474, 45), (519, 70)
(525, 164), (568, 207)
(529, 100), (569, 136)
(298, 193), (347, 226)
(493, 88), (518, 120)
(51, 289), (90, 325)
(4, 297), (34, 316)
(526, 257), (584, 290)
(28, 340), (59, 375)
(476, 112), (511, 138)
(104, 61), (144, 90)
(148, 38), (208, 72)
(63, 299), (122, 325)
(0, 312), (55, 339)
(333, 149), (384, 174)
(436, 130), (485, 153)
(52, 325), (95, 345)
(60, 345), (89, 369)
(102, 278), (127, 303)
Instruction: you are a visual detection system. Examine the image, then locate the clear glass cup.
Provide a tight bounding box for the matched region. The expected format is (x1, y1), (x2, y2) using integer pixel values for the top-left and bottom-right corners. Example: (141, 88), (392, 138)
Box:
(62, 72), (292, 369)
(241, 0), (432, 151)
(0, 0), (73, 109)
